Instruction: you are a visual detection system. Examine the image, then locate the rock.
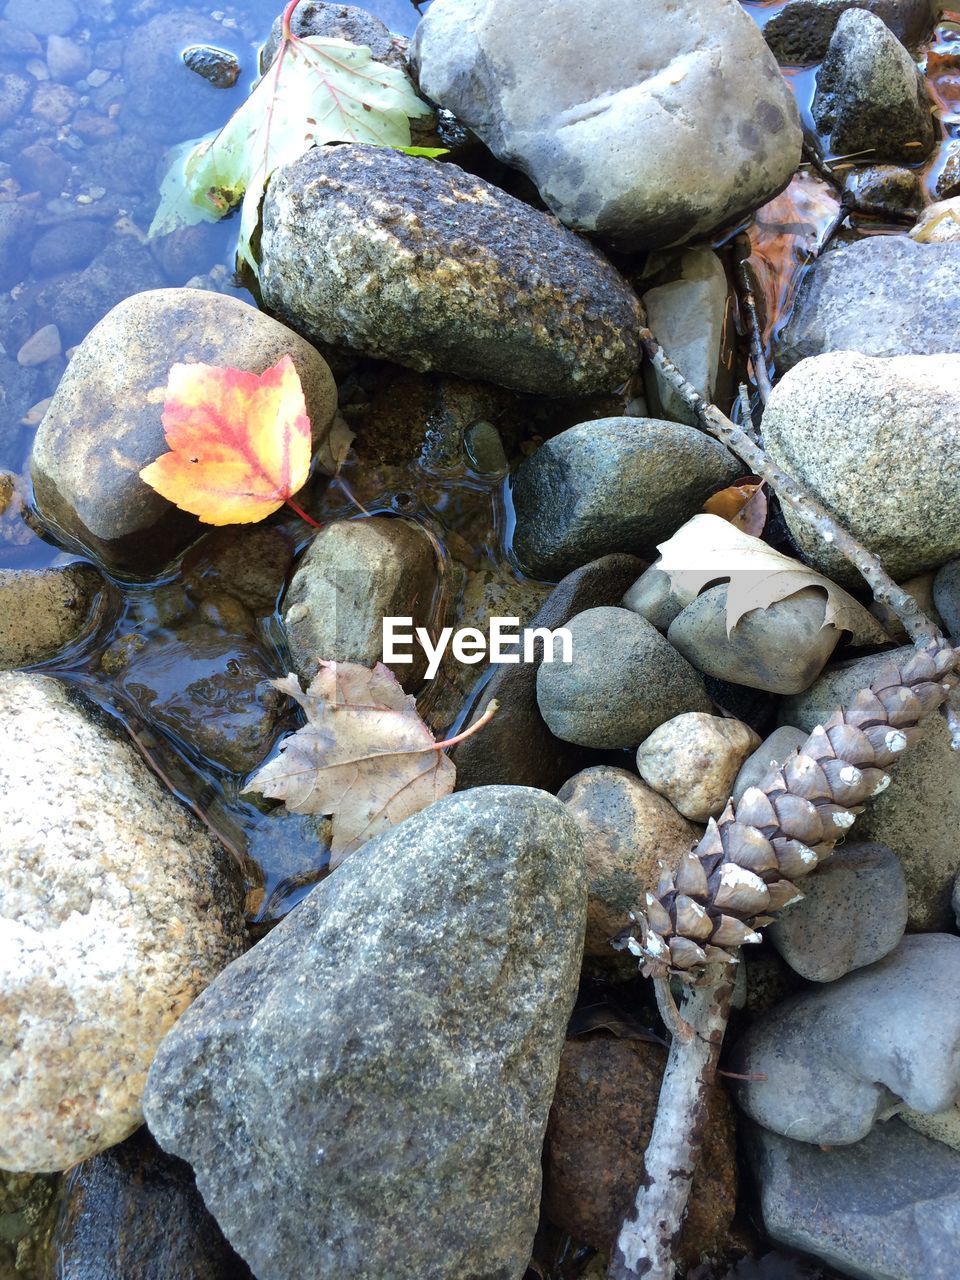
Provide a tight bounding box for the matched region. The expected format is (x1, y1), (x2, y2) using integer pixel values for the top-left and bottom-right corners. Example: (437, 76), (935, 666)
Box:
(122, 12), (232, 140)
(782, 649), (960, 930)
(767, 841), (907, 982)
(511, 418), (738, 580)
(30, 82), (79, 126)
(31, 236), (166, 345)
(452, 555), (644, 792)
(411, 0), (801, 249)
(0, 1168), (60, 1278)
(2, 0), (77, 36)
(0, 672), (247, 1172)
(260, 0), (402, 73)
(0, 201), (34, 288)
(542, 1037), (736, 1267)
(640, 250), (729, 426)
(259, 145), (641, 397)
(775, 237), (960, 372)
(844, 163), (920, 216)
(143, 787), (586, 1280)
(899, 1102), (960, 1153)
(933, 557), (960, 636)
(0, 68), (30, 125)
(536, 606), (712, 749)
(762, 352), (960, 582)
(762, 0), (933, 63)
(748, 1118), (960, 1280)
(181, 44), (241, 89)
(812, 10), (934, 162)
(635, 713), (760, 821)
(954, 871), (960, 928)
(182, 526), (295, 616)
(732, 934), (960, 1145)
(667, 583), (842, 694)
(54, 1127), (252, 1280)
(46, 34), (89, 82)
(622, 560), (694, 632)
(558, 765), (702, 955)
(18, 141), (71, 195)
(870, 570), (945, 642)
(16, 323), (61, 366)
(30, 221), (107, 275)
(732, 725), (808, 803)
(0, 563), (110, 668)
(910, 196), (960, 244)
(31, 289), (338, 574)
(281, 516), (437, 689)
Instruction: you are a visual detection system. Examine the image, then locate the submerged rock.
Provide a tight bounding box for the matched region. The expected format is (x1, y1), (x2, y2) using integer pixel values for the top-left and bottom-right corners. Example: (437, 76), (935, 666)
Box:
(411, 0), (801, 249)
(0, 563), (111, 669)
(511, 418), (738, 580)
(181, 44), (241, 89)
(775, 237), (960, 371)
(0, 673), (246, 1172)
(144, 787), (585, 1280)
(762, 0), (933, 63)
(31, 289), (337, 574)
(259, 145), (641, 397)
(812, 9), (934, 162)
(763, 351), (960, 582)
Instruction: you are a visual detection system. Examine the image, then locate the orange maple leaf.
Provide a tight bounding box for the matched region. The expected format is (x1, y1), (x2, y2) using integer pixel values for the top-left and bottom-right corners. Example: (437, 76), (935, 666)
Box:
(139, 355), (318, 526)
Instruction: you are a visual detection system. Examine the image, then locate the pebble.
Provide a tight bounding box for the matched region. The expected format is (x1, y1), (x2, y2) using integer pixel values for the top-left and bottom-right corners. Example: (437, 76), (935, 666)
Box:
(910, 195), (960, 243)
(16, 323), (61, 367)
(122, 11), (237, 140)
(0, 563), (109, 667)
(181, 44), (241, 88)
(536, 605), (712, 749)
(732, 725), (808, 803)
(144, 787), (586, 1280)
(762, 351), (960, 582)
(511, 417), (738, 580)
(0, 672), (246, 1171)
(559, 765), (702, 955)
(731, 934), (960, 1145)
(813, 9), (934, 161)
(767, 841), (908, 982)
(259, 146), (641, 398)
(748, 1118), (960, 1280)
(411, 0), (801, 248)
(46, 33), (89, 83)
(635, 712), (760, 821)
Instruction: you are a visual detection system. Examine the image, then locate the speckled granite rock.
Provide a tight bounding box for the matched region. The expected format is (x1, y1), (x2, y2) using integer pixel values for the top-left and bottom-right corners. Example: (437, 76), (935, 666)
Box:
(762, 0), (932, 63)
(0, 673), (246, 1172)
(31, 289), (337, 574)
(0, 564), (112, 669)
(635, 712), (760, 821)
(259, 146), (641, 396)
(144, 787), (585, 1280)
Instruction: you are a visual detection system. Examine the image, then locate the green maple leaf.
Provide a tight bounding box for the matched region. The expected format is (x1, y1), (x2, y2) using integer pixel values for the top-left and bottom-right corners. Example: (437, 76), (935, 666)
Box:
(149, 24), (434, 273)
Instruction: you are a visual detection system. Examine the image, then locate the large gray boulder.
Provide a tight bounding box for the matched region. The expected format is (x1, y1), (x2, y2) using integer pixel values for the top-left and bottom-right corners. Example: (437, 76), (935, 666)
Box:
(775, 237), (960, 372)
(762, 351), (960, 581)
(144, 787), (586, 1280)
(259, 146), (641, 397)
(411, 0), (801, 249)
(762, 0), (934, 63)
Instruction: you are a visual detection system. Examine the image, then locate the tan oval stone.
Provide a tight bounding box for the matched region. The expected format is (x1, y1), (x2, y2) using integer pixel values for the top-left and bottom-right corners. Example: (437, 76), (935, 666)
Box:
(636, 712), (761, 821)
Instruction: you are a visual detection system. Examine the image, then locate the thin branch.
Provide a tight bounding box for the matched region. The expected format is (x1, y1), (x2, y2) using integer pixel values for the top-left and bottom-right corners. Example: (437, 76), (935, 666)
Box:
(733, 234), (773, 405)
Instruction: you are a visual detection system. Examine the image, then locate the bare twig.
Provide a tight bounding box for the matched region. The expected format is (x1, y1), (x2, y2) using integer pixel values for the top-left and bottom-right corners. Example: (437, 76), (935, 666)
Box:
(733, 234), (773, 405)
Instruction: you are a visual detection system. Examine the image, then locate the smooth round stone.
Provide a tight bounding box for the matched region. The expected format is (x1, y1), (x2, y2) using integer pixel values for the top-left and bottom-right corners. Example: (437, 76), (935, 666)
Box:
(636, 712), (760, 821)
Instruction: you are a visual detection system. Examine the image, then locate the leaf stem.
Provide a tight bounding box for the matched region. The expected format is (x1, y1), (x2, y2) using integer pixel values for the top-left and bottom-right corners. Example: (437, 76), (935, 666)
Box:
(280, 0), (300, 43)
(285, 496), (322, 528)
(433, 699), (499, 750)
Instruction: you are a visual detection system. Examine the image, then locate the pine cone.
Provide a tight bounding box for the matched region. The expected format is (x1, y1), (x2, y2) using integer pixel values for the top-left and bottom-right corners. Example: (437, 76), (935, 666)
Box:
(623, 643), (959, 979)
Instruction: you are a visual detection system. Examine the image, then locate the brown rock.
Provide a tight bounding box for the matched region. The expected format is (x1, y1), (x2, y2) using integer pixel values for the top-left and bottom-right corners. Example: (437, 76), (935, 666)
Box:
(635, 712), (760, 821)
(558, 765), (701, 955)
(0, 563), (112, 669)
(543, 1036), (737, 1269)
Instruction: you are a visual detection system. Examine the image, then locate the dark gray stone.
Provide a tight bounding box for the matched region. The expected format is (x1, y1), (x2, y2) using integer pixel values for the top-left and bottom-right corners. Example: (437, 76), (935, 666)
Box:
(748, 1119), (960, 1280)
(122, 12), (231, 140)
(775, 237), (960, 373)
(763, 0), (933, 63)
(259, 146), (641, 397)
(144, 787), (586, 1280)
(933, 557), (960, 637)
(813, 9), (934, 162)
(732, 935), (960, 1145)
(0, 201), (34, 289)
(536, 605), (712, 749)
(622, 561), (694, 633)
(732, 725), (808, 803)
(844, 163), (921, 216)
(511, 418), (738, 580)
(30, 221), (107, 276)
(31, 236), (166, 346)
(260, 1), (402, 73)
(181, 44), (241, 89)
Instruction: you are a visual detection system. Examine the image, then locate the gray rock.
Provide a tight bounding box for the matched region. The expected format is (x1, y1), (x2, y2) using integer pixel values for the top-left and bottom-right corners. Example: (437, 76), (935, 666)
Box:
(411, 0), (801, 249)
(182, 526), (295, 616)
(452, 555), (644, 792)
(899, 1102), (960, 1153)
(732, 725), (808, 803)
(622, 561), (695, 632)
(776, 237), (960, 373)
(259, 146), (641, 397)
(933, 557), (960, 637)
(768, 841), (907, 982)
(732, 935), (960, 1145)
(144, 787), (586, 1280)
(2, 0), (77, 36)
(31, 288), (338, 574)
(260, 1), (401, 73)
(0, 563), (111, 669)
(30, 221), (107, 275)
(667, 583), (842, 694)
(46, 33), (89, 82)
(511, 418), (738, 580)
(762, 351), (960, 582)
(0, 69), (29, 126)
(16, 323), (61, 367)
(812, 10), (934, 162)
(781, 648), (960, 930)
(181, 44), (241, 89)
(641, 250), (729, 426)
(844, 163), (920, 216)
(748, 1119), (960, 1280)
(31, 236), (166, 346)
(0, 202), (34, 289)
(763, 0), (933, 63)
(281, 516), (438, 689)
(536, 606), (712, 749)
(122, 12), (231, 140)
(955, 871), (960, 928)
(0, 673), (247, 1172)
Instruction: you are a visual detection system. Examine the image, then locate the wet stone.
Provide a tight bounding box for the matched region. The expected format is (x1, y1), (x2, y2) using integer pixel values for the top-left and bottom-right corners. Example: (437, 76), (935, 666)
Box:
(182, 526), (295, 616)
(0, 563), (110, 669)
(843, 164), (920, 216)
(30, 221), (107, 276)
(181, 44), (241, 88)
(260, 0), (402, 73)
(762, 0), (933, 63)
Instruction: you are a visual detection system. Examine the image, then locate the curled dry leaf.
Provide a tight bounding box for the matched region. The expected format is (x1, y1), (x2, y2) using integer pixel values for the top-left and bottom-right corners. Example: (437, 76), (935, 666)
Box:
(703, 477), (768, 536)
(243, 660), (496, 866)
(657, 514), (888, 643)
